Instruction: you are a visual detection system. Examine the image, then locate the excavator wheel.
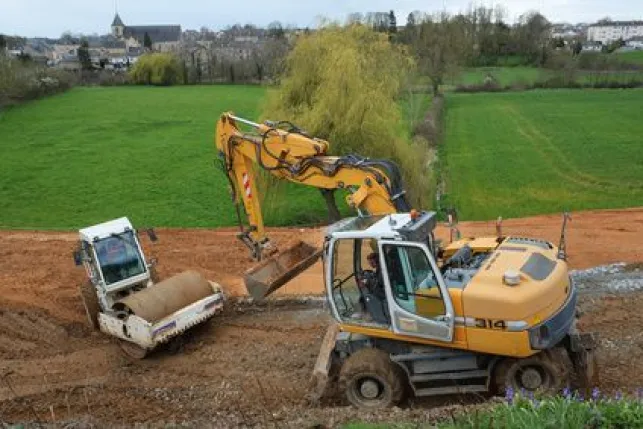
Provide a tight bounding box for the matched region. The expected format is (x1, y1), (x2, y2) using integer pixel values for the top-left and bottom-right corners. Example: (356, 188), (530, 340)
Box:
(79, 281), (100, 330)
(495, 354), (565, 395)
(339, 348), (405, 409)
(118, 339), (149, 360)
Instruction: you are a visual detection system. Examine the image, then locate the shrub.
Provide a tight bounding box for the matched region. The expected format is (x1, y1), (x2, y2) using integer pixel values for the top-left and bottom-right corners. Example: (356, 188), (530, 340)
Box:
(263, 24), (432, 209)
(80, 70), (131, 86)
(129, 53), (183, 86)
(440, 388), (643, 429)
(0, 56), (76, 108)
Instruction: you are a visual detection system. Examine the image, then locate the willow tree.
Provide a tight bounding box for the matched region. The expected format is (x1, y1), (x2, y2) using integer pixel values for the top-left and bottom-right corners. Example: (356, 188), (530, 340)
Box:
(262, 24), (429, 219)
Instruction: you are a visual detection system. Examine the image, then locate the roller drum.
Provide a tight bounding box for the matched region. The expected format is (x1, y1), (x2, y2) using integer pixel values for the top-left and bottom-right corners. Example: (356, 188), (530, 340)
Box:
(113, 270), (214, 323)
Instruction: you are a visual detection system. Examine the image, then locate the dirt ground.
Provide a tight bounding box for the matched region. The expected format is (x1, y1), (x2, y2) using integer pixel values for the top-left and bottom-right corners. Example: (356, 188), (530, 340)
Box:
(0, 208), (642, 427)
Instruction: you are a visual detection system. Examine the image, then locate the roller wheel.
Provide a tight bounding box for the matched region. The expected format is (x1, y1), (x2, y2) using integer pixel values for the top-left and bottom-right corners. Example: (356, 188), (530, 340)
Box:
(118, 339), (149, 360)
(339, 348), (405, 409)
(496, 355), (564, 395)
(79, 281), (100, 330)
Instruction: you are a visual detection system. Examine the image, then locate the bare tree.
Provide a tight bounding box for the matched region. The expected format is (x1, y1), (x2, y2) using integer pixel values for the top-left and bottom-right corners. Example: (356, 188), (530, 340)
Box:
(346, 12), (364, 25)
(413, 13), (466, 95)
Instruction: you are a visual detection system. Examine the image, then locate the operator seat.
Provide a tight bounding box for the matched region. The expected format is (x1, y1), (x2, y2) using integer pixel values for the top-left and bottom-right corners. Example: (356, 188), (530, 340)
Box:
(359, 270), (390, 325)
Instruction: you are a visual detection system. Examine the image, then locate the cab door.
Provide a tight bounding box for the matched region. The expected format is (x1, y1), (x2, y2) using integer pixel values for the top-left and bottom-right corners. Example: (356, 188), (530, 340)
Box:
(378, 240), (455, 342)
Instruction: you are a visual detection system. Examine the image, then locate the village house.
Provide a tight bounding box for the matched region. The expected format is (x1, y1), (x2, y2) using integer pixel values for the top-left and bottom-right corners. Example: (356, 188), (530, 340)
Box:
(587, 21), (643, 44)
(111, 13), (181, 53)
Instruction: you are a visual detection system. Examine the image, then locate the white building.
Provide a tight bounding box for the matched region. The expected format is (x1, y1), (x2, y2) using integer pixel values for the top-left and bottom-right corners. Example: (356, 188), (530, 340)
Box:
(587, 21), (643, 44)
(626, 37), (643, 49)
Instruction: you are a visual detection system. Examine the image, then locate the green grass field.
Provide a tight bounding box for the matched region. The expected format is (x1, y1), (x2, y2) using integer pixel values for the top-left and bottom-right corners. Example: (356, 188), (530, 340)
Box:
(0, 86), (430, 229)
(0, 86), (344, 229)
(443, 89), (643, 220)
(619, 50), (643, 65)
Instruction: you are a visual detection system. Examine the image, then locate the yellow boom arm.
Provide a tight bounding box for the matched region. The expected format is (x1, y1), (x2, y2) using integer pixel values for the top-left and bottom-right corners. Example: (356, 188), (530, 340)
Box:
(215, 112), (410, 259)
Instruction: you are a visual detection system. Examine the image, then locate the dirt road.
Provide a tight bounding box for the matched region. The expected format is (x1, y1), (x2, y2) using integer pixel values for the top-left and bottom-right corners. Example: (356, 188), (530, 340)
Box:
(0, 208), (642, 427)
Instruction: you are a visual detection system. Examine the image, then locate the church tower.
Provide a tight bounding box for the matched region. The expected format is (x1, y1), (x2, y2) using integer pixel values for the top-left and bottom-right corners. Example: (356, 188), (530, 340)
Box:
(111, 13), (125, 38)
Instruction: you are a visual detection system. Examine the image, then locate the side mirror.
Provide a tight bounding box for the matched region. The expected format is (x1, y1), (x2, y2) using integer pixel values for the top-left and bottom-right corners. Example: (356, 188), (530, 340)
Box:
(146, 228), (158, 242)
(73, 250), (82, 266)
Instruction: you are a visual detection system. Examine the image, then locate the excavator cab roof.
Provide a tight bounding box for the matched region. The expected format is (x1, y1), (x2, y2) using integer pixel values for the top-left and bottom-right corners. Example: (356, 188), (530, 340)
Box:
(327, 211), (437, 242)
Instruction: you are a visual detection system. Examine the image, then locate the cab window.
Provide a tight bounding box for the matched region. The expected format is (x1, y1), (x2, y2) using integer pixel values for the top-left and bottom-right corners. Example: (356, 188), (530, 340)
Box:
(382, 244), (446, 319)
(330, 238), (388, 326)
(94, 232), (145, 285)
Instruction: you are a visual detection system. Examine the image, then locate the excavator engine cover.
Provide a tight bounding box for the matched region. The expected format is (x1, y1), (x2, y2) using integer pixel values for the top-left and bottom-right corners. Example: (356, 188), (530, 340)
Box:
(113, 271), (215, 323)
(244, 241), (322, 300)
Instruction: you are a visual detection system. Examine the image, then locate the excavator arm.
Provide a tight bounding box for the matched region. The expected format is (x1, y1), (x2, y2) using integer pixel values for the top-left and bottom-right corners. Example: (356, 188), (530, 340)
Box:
(215, 112), (410, 259)
(215, 112), (411, 299)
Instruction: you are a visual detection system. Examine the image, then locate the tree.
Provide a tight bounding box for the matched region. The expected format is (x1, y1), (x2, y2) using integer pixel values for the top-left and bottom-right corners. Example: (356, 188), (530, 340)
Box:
(515, 12), (551, 65)
(144, 32), (153, 51)
(77, 39), (92, 70)
(572, 40), (583, 56)
(388, 10), (397, 34)
(413, 13), (466, 95)
(365, 12), (390, 33)
(346, 12), (363, 25)
(267, 21), (285, 39)
(130, 53), (183, 85)
(263, 25), (430, 211)
(552, 37), (565, 49)
(0, 35), (6, 53)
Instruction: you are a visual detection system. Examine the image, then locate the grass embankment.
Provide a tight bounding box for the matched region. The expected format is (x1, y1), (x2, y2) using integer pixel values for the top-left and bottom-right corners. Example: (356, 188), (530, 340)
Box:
(443, 89), (643, 220)
(0, 86), (430, 229)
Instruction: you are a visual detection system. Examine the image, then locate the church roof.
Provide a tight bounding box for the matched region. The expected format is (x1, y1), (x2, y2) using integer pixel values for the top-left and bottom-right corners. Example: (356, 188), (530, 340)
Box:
(112, 13), (124, 27)
(123, 25), (182, 43)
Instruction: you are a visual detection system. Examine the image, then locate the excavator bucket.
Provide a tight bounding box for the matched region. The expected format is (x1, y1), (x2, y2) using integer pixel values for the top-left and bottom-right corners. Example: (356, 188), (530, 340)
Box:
(244, 241), (322, 300)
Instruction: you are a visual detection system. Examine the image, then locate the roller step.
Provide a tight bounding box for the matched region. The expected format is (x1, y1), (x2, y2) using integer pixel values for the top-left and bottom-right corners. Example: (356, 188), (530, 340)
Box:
(410, 369), (488, 383)
(415, 385), (488, 397)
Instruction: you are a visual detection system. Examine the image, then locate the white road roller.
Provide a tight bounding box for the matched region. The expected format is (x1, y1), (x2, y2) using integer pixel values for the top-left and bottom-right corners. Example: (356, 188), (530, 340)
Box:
(74, 217), (225, 358)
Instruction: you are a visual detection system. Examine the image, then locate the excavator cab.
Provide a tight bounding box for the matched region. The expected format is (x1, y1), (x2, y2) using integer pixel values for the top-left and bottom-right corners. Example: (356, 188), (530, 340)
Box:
(324, 212), (455, 341)
(310, 212), (598, 408)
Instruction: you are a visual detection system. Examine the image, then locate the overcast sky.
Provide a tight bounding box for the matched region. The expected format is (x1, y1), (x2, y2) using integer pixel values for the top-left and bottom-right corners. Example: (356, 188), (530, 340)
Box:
(2, 0), (642, 38)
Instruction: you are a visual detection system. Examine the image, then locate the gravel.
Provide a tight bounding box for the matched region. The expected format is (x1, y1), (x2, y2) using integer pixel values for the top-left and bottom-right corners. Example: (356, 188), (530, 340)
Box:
(572, 263), (643, 295)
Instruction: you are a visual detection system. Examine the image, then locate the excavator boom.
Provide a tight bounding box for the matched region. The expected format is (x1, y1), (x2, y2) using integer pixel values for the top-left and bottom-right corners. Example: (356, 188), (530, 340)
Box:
(215, 113), (410, 299)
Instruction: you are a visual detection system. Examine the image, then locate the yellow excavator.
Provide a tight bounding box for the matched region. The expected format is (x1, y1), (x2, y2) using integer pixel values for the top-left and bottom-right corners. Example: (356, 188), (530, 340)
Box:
(215, 112), (598, 408)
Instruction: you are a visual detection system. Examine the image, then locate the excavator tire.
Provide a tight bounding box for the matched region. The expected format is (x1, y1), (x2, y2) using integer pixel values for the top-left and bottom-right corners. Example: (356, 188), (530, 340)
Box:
(339, 348), (405, 409)
(494, 352), (566, 395)
(79, 280), (100, 330)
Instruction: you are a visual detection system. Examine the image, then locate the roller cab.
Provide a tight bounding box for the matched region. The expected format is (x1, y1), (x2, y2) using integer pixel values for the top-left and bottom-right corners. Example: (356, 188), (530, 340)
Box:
(74, 217), (225, 358)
